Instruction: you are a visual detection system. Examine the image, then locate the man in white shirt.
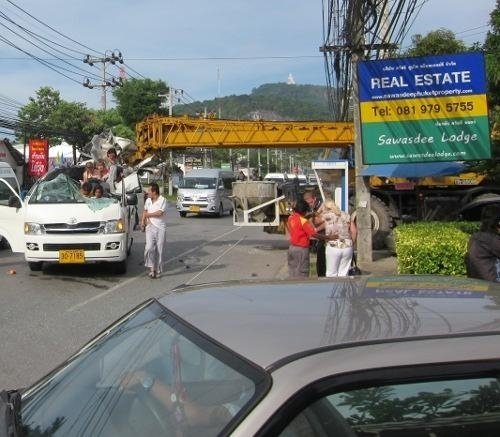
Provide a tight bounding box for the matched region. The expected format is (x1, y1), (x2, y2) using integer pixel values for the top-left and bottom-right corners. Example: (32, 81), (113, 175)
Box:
(141, 183), (168, 278)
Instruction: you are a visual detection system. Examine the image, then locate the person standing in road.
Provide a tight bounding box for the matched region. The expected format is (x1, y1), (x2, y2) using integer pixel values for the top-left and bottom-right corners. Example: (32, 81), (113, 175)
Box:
(287, 199), (331, 278)
(466, 205), (500, 282)
(303, 190), (326, 277)
(322, 200), (357, 277)
(141, 182), (168, 279)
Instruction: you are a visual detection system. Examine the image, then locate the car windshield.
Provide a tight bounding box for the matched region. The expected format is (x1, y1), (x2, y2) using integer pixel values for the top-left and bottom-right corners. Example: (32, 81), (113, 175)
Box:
(181, 177), (217, 189)
(28, 173), (116, 207)
(21, 301), (267, 437)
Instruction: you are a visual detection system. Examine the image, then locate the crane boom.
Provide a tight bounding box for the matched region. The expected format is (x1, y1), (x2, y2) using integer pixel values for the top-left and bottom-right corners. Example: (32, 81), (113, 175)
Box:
(132, 115), (354, 163)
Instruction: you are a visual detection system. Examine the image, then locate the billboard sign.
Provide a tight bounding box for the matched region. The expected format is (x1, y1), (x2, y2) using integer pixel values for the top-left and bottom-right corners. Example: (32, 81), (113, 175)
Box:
(358, 52), (491, 164)
(28, 138), (49, 177)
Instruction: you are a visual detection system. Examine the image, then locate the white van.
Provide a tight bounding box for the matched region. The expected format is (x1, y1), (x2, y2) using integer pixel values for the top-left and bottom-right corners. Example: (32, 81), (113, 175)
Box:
(0, 166), (140, 273)
(176, 169), (235, 217)
(263, 173), (289, 185)
(0, 162), (21, 249)
(287, 174), (308, 187)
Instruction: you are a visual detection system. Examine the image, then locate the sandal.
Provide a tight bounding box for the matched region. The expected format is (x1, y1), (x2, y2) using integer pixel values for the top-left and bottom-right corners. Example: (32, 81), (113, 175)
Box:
(148, 271), (155, 278)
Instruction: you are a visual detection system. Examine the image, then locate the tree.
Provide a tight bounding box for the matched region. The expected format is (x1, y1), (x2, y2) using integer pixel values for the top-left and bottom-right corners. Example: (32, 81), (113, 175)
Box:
(484, 0), (500, 107)
(112, 78), (169, 128)
(49, 101), (94, 148)
(17, 87), (96, 148)
(404, 29), (468, 56)
(92, 108), (135, 139)
(473, 0), (500, 181)
(17, 87), (62, 140)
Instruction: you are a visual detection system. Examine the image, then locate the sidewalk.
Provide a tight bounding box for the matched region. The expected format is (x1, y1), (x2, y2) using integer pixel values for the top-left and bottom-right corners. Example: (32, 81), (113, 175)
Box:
(356, 250), (398, 276)
(308, 250), (398, 277)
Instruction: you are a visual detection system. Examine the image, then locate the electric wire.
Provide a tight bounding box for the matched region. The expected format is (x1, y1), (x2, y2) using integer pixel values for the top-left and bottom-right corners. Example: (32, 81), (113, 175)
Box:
(0, 0), (143, 88)
(0, 17), (104, 82)
(5, 0), (101, 56)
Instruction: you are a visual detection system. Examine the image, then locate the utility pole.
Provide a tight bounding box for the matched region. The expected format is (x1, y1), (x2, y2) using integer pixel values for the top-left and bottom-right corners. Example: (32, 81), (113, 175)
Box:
(159, 88), (184, 195)
(82, 50), (124, 110)
(351, 0), (372, 262)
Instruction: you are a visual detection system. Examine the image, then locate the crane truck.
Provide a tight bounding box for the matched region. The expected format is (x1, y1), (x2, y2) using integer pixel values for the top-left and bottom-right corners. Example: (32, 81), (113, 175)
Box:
(131, 115), (499, 248)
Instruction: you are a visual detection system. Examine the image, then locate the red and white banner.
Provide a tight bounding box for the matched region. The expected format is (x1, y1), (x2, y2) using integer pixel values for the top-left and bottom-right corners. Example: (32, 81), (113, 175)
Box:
(28, 139), (49, 177)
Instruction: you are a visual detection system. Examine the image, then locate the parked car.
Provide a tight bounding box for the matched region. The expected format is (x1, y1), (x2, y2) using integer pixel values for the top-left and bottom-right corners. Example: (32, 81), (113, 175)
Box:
(2, 276), (500, 436)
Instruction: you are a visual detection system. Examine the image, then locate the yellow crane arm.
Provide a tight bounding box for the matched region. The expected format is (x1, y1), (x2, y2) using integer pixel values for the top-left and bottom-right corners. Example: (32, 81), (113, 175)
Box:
(132, 115), (354, 162)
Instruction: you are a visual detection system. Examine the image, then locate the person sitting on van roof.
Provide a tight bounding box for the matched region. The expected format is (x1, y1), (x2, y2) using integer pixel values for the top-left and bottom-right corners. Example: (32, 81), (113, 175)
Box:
(80, 182), (93, 197)
(81, 161), (95, 184)
(93, 185), (104, 199)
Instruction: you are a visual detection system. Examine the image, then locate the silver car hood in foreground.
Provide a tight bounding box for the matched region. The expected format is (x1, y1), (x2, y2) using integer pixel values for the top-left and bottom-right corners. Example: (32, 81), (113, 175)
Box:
(159, 276), (500, 369)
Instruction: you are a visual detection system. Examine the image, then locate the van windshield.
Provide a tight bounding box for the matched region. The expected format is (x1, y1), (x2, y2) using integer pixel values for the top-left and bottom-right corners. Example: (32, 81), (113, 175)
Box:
(1, 177), (19, 193)
(29, 173), (116, 206)
(181, 177), (217, 189)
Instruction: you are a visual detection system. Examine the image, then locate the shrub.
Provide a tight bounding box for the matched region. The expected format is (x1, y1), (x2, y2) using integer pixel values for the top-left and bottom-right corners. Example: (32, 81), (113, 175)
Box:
(394, 221), (479, 275)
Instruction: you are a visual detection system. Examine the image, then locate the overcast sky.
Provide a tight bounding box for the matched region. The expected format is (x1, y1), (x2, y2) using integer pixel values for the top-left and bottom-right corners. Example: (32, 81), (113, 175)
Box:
(0, 0), (496, 111)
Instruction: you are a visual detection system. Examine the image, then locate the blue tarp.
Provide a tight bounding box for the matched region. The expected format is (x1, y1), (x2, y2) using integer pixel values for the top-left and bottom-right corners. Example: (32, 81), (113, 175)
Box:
(360, 162), (467, 178)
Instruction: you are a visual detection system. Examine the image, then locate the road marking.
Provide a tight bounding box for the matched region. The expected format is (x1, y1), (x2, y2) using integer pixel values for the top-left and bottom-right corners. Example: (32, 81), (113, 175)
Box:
(67, 226), (242, 312)
(184, 237), (245, 285)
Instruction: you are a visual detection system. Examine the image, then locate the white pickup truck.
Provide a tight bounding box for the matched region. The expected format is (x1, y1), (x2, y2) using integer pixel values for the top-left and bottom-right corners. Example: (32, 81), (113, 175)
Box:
(0, 165), (141, 273)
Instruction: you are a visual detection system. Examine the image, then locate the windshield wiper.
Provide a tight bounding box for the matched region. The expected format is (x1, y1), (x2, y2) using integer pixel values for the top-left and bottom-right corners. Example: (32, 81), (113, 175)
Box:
(0, 390), (21, 437)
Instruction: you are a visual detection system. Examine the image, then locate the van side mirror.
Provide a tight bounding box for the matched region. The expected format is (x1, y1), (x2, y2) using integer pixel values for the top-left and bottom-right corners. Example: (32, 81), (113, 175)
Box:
(126, 193), (138, 206)
(8, 196), (21, 208)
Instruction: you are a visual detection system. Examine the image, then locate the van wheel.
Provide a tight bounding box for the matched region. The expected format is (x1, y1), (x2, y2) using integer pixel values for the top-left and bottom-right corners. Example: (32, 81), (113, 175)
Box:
(179, 211), (187, 218)
(28, 262), (43, 271)
(218, 203), (224, 217)
(113, 260), (127, 274)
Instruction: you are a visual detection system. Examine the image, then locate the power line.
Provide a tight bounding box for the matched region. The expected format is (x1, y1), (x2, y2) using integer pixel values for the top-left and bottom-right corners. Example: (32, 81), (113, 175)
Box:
(5, 0), (101, 55)
(126, 55), (322, 61)
(0, 0), (145, 87)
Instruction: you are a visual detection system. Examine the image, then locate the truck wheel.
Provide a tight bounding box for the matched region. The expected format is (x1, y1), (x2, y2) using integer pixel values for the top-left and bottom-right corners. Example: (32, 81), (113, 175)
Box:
(28, 261), (43, 271)
(350, 195), (393, 250)
(369, 196), (393, 249)
(179, 211), (187, 218)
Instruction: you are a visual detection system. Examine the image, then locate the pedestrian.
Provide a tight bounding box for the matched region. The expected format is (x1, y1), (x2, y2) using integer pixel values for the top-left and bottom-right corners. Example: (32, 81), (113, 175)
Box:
(466, 205), (500, 282)
(322, 200), (357, 277)
(303, 190), (326, 277)
(287, 199), (329, 278)
(141, 182), (168, 279)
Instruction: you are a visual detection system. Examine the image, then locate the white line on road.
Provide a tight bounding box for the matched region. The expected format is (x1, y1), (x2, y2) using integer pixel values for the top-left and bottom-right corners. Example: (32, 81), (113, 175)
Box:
(67, 226), (242, 312)
(184, 237), (245, 285)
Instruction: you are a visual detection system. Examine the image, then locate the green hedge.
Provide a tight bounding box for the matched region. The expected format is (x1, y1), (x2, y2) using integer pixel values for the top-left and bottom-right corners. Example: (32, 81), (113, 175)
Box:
(394, 222), (480, 275)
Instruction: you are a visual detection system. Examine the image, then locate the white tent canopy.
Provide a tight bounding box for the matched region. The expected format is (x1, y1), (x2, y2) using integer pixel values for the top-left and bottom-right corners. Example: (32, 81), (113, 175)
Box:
(49, 141), (80, 159)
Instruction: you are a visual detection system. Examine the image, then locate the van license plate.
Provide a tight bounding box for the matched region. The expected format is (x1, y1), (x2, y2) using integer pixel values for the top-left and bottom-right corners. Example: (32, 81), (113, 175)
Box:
(59, 249), (85, 264)
(189, 205), (200, 212)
